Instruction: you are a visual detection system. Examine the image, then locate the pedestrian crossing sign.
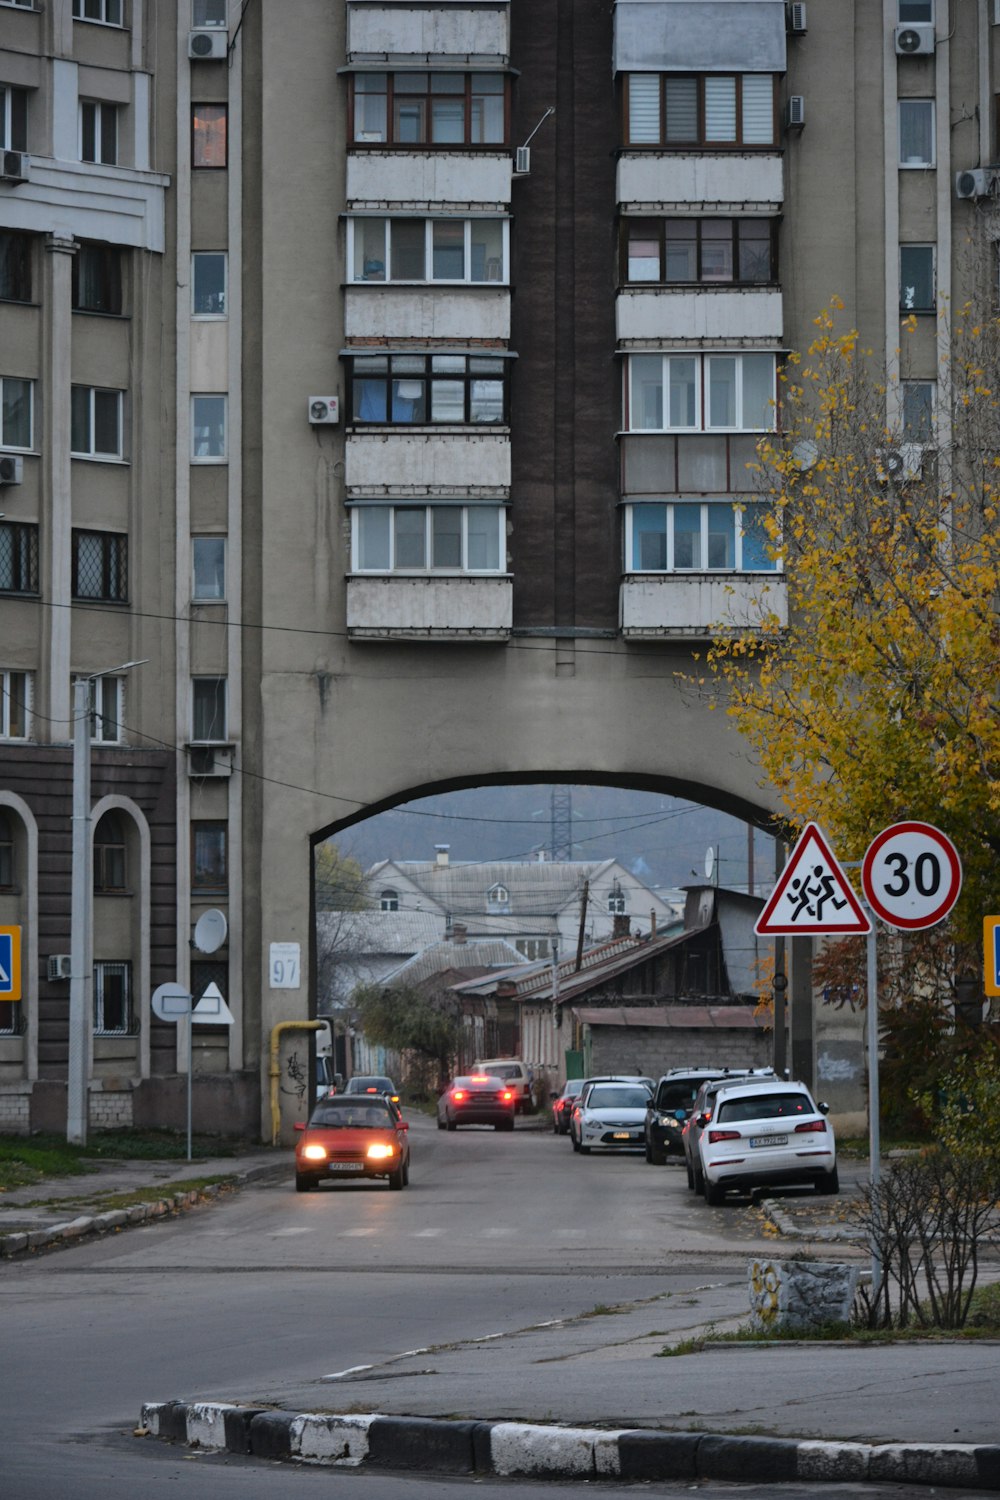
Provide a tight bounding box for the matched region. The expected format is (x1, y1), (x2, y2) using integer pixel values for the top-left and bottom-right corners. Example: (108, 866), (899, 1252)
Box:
(0, 926), (22, 1001)
(755, 824), (871, 937)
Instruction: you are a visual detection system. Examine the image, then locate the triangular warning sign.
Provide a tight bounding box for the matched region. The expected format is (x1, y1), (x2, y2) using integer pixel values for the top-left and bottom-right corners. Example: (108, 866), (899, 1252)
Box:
(191, 981), (235, 1026)
(755, 823), (871, 936)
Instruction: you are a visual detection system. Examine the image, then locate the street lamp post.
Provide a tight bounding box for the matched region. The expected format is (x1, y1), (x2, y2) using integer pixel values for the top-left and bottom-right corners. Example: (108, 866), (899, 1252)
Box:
(67, 660), (147, 1145)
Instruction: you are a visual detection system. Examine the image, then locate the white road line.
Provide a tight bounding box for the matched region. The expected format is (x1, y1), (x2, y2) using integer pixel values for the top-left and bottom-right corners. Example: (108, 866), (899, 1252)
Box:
(412, 1227), (444, 1237)
(340, 1226), (377, 1237)
(268, 1227), (315, 1237)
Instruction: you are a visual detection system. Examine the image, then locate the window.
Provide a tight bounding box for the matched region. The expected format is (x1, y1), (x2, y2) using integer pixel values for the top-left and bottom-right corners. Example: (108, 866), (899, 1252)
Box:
(624, 74), (776, 148)
(94, 812), (126, 892)
(191, 394), (226, 460)
(353, 504), (504, 572)
(80, 101), (118, 165)
(380, 888), (399, 911)
(71, 386), (123, 458)
(192, 821), (227, 890)
(0, 86), (28, 152)
(73, 0), (124, 22)
(0, 377), (33, 449)
(72, 242), (122, 314)
(626, 353), (775, 432)
(192, 103), (227, 167)
(626, 501), (779, 572)
(0, 812), (13, 890)
(900, 245), (935, 312)
(899, 0), (932, 18)
(72, 530), (128, 602)
(77, 674), (123, 742)
(348, 218), (508, 284)
(1, 1), (35, 9)
(94, 960), (132, 1035)
(349, 353), (507, 426)
(488, 883), (509, 907)
(0, 522), (39, 595)
(351, 72), (507, 146)
(902, 381), (935, 441)
(191, 960), (228, 1011)
(622, 218), (775, 285)
(608, 887), (627, 915)
(0, 232), (32, 302)
(0, 670), (30, 738)
(899, 100), (934, 166)
(192, 677), (227, 742)
(192, 536), (226, 600)
(193, 0), (228, 23)
(192, 252), (227, 316)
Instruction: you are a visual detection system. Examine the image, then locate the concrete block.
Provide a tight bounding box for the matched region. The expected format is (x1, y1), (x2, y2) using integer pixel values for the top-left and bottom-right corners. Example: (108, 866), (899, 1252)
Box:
(748, 1259), (859, 1332)
(490, 1423), (607, 1476)
(0, 1233), (28, 1257)
(617, 1430), (701, 1480)
(368, 1416), (480, 1473)
(975, 1447), (1000, 1490)
(58, 1216), (94, 1239)
(797, 1440), (870, 1481)
(248, 1411), (294, 1459)
(187, 1402), (237, 1450)
(698, 1433), (799, 1482)
(223, 1408), (268, 1454)
(127, 1205), (148, 1222)
(869, 1443), (980, 1487)
(94, 1211), (129, 1231)
(150, 1402), (189, 1442)
(291, 1413), (375, 1465)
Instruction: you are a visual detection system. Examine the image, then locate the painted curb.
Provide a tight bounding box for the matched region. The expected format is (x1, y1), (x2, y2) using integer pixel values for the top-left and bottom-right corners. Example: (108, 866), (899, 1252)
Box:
(136, 1402), (1000, 1488)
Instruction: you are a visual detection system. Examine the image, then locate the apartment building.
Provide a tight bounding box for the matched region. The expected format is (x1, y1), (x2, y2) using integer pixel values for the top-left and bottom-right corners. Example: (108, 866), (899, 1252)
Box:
(0, 0), (993, 1139)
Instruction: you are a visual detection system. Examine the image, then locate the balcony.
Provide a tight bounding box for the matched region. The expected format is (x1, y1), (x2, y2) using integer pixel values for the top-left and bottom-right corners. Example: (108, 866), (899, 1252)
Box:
(617, 153), (783, 213)
(345, 430), (510, 494)
(617, 286), (783, 346)
(346, 5), (510, 64)
(345, 286), (510, 342)
(346, 152), (512, 210)
(347, 575), (513, 640)
(620, 573), (787, 638)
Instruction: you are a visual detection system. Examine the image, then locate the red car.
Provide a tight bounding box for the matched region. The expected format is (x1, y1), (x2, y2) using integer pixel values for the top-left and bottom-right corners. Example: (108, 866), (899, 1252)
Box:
(294, 1093), (410, 1192)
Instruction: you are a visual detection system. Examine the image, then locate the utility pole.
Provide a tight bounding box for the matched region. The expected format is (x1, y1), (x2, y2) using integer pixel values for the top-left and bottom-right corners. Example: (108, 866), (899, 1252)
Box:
(574, 879), (589, 970)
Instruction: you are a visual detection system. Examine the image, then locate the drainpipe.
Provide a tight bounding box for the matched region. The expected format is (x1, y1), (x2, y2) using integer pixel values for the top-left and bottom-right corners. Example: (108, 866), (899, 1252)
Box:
(269, 1020), (326, 1145)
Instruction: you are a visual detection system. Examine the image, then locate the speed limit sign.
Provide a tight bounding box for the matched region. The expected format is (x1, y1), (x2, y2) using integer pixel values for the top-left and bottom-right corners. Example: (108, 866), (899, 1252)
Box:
(861, 822), (962, 931)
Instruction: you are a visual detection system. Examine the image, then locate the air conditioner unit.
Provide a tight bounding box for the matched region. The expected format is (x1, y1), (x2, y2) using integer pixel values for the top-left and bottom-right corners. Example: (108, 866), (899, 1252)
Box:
(785, 96), (805, 130)
(877, 444), (924, 484)
(187, 744), (234, 777)
(308, 396), (339, 425)
(0, 455), (23, 485)
(895, 23), (935, 55)
(48, 954), (72, 983)
(955, 168), (999, 200)
(514, 145), (531, 175)
(1, 150), (29, 184)
(188, 29), (228, 59)
(787, 2), (807, 34)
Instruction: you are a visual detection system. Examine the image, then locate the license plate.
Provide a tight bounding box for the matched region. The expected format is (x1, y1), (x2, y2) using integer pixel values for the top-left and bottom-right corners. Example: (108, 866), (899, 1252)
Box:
(749, 1135), (787, 1148)
(327, 1162), (364, 1173)
(612, 1131), (634, 1140)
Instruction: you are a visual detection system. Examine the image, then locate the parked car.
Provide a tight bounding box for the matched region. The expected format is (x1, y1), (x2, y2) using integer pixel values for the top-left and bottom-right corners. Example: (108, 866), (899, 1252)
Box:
(694, 1078), (838, 1205)
(472, 1058), (534, 1114)
(645, 1067), (756, 1165)
(572, 1081), (653, 1154)
(683, 1069), (777, 1191)
(294, 1093), (410, 1192)
(437, 1074), (517, 1131)
(343, 1075), (400, 1105)
(569, 1075), (653, 1149)
(551, 1079), (585, 1135)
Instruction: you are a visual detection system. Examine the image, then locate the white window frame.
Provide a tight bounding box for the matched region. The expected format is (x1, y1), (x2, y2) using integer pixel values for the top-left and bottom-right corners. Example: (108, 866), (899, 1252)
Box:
(79, 100), (119, 165)
(192, 535), (227, 601)
(488, 883), (509, 906)
(380, 888), (399, 911)
(0, 85), (28, 151)
(71, 385), (124, 459)
(73, 0), (124, 25)
(93, 960), (133, 1037)
(0, 375), (34, 450)
(191, 252), (227, 318)
(0, 669), (31, 739)
(898, 100), (935, 168)
(625, 353), (776, 434)
(74, 673), (124, 743)
(191, 675), (228, 743)
(191, 394), (227, 462)
(351, 502), (506, 574)
(0, 1), (35, 9)
(623, 500), (782, 574)
(347, 217), (510, 285)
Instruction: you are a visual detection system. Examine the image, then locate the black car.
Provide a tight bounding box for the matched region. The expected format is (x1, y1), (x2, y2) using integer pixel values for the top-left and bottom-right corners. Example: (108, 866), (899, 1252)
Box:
(551, 1079), (584, 1135)
(644, 1069), (740, 1165)
(437, 1074), (516, 1131)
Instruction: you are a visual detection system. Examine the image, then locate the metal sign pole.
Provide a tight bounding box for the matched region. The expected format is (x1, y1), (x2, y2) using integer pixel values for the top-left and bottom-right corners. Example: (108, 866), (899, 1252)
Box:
(866, 925), (881, 1302)
(187, 1013), (193, 1163)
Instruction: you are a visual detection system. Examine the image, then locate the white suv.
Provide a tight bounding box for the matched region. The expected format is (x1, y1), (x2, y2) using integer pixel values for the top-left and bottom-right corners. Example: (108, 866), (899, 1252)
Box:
(473, 1058), (534, 1114)
(696, 1079), (838, 1206)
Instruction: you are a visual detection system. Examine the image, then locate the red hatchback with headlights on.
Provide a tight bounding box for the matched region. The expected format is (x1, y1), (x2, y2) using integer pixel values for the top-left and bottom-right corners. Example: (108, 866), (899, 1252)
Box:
(294, 1093), (410, 1192)
(437, 1074), (516, 1131)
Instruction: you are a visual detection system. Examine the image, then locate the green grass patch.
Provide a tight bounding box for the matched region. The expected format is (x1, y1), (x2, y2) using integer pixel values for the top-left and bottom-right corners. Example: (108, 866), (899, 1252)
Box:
(0, 1129), (243, 1193)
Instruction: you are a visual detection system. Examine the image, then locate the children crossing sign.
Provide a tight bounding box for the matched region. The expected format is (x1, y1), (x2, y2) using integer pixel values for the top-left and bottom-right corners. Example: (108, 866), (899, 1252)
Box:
(755, 824), (871, 937)
(0, 926), (22, 1000)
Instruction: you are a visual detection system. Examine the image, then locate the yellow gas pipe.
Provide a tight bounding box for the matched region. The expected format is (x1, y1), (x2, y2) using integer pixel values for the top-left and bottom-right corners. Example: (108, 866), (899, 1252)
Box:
(269, 1020), (326, 1145)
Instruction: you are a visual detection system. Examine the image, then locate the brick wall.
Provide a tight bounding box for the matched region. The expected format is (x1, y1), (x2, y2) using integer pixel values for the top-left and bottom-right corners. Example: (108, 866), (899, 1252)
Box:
(590, 1027), (771, 1080)
(89, 1090), (134, 1130)
(0, 1089), (30, 1134)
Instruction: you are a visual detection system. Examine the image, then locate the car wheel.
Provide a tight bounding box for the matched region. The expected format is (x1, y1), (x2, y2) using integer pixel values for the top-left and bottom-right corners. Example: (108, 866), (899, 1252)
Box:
(685, 1158), (694, 1190)
(402, 1159), (410, 1186)
(815, 1165), (840, 1195)
(388, 1165), (404, 1190)
(295, 1173), (316, 1193)
(436, 1115), (446, 1131)
(446, 1117), (457, 1132)
(705, 1178), (725, 1207)
(650, 1143), (666, 1166)
(503, 1116), (515, 1132)
(571, 1133), (581, 1153)
(552, 1116), (560, 1134)
(693, 1164), (705, 1196)
(644, 1138), (653, 1163)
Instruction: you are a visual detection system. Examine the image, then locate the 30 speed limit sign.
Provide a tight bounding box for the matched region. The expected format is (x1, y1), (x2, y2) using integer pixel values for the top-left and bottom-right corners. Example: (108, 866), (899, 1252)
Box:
(861, 822), (962, 931)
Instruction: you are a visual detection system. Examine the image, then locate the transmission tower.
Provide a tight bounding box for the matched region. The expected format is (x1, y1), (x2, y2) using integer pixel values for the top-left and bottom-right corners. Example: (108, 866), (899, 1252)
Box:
(550, 785), (573, 862)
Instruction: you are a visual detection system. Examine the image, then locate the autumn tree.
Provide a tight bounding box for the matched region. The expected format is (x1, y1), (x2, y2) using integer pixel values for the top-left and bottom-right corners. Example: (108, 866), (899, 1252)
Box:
(352, 979), (461, 1090)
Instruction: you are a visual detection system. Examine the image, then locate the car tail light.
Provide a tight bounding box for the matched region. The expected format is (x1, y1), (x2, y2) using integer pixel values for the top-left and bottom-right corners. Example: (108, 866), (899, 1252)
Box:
(794, 1119), (827, 1134)
(708, 1129), (740, 1143)
(452, 1089), (467, 1102)
(469, 1074), (489, 1082)
(501, 1089), (514, 1102)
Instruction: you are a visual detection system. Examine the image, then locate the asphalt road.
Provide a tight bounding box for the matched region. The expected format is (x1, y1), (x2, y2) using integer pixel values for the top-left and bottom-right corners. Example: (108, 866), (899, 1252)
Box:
(2, 1114), (997, 1498)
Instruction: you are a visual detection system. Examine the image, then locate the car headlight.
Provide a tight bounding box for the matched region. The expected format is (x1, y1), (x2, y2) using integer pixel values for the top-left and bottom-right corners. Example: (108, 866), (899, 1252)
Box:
(366, 1143), (395, 1161)
(302, 1144), (327, 1161)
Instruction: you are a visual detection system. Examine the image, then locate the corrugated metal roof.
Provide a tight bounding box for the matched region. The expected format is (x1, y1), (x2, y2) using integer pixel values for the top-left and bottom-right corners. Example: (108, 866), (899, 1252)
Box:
(385, 936), (529, 987)
(453, 924), (699, 1004)
(381, 858), (617, 916)
(315, 910), (442, 955)
(571, 1006), (768, 1030)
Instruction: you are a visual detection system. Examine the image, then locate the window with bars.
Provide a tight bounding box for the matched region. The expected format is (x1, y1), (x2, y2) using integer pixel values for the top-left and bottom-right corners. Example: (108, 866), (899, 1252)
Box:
(71, 386), (123, 458)
(192, 821), (227, 890)
(94, 811), (127, 892)
(348, 218), (508, 284)
(0, 523), (39, 595)
(0, 670), (30, 738)
(72, 242), (123, 315)
(622, 218), (776, 285)
(625, 500), (780, 573)
(0, 232), (32, 303)
(352, 504), (504, 572)
(349, 353), (507, 426)
(1, 376), (33, 449)
(626, 352), (776, 432)
(80, 101), (119, 165)
(73, 0), (124, 23)
(94, 960), (133, 1035)
(625, 74), (776, 148)
(351, 72), (508, 147)
(72, 530), (128, 601)
(0, 85), (28, 152)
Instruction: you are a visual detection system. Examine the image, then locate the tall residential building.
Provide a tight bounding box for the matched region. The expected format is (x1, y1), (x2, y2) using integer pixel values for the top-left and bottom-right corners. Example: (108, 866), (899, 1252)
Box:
(0, 0), (993, 1139)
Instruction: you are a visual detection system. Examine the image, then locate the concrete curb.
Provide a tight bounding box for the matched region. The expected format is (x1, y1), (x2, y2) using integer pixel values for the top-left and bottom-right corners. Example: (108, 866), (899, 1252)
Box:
(137, 1402), (1000, 1489)
(0, 1162), (281, 1261)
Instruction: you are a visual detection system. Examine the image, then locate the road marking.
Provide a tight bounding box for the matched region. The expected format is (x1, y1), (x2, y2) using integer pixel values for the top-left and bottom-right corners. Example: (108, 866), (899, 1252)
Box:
(269, 1227), (315, 1237)
(412, 1227), (444, 1237)
(340, 1226), (377, 1237)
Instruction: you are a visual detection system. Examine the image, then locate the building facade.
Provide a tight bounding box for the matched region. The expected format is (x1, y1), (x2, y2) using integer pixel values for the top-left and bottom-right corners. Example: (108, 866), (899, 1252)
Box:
(0, 0), (993, 1138)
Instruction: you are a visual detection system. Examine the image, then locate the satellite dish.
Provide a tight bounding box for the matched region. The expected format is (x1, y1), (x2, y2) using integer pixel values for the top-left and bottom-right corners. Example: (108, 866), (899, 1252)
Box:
(704, 847), (716, 881)
(791, 439), (819, 471)
(193, 908), (228, 955)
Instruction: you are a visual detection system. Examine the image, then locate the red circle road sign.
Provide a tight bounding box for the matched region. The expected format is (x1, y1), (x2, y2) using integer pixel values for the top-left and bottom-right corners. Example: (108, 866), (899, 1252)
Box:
(861, 822), (962, 931)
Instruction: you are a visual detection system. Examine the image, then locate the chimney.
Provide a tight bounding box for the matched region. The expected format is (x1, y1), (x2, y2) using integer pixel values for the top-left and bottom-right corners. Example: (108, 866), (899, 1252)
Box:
(650, 909), (657, 939)
(434, 844), (450, 866)
(452, 921), (467, 945)
(612, 913), (631, 940)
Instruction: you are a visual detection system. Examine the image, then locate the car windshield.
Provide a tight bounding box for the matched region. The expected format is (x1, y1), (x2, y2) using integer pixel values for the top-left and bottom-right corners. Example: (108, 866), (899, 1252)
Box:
(587, 1086), (649, 1110)
(656, 1080), (709, 1111)
(562, 1083), (583, 1098)
(716, 1092), (815, 1123)
(310, 1102), (395, 1128)
(347, 1077), (394, 1093)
